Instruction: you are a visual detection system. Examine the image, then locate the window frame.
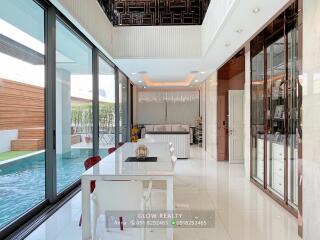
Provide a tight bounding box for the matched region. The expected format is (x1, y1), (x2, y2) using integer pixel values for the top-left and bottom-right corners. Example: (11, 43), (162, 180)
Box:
(0, 0), (131, 238)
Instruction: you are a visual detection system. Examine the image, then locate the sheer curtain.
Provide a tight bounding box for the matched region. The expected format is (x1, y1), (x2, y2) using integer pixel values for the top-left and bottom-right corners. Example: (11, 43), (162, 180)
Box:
(137, 91), (199, 125)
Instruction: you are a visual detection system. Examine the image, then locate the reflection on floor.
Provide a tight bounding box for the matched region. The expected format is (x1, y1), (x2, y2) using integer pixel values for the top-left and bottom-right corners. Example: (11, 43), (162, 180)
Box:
(26, 146), (301, 240)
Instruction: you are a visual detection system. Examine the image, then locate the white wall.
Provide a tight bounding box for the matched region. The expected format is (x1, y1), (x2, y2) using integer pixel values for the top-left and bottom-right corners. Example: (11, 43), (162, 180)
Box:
(137, 102), (166, 124)
(201, 0), (237, 55)
(204, 72), (218, 159)
(303, 0), (320, 239)
(137, 101), (199, 125)
(50, 0), (114, 60)
(0, 130), (18, 152)
(244, 47), (251, 179)
(113, 26), (201, 58)
(136, 90), (200, 125)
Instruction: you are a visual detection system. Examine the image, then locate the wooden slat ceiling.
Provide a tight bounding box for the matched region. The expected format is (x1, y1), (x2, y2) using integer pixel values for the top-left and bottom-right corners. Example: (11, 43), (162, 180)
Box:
(98, 0), (211, 26)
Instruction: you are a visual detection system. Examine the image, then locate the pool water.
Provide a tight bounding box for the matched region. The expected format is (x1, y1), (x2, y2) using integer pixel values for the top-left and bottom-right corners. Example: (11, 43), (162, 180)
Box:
(0, 148), (106, 229)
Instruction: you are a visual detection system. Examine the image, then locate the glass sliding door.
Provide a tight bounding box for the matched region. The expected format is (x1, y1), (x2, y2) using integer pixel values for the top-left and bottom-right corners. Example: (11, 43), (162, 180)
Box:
(98, 57), (115, 157)
(0, 0), (45, 229)
(251, 50), (265, 183)
(118, 71), (128, 144)
(56, 20), (93, 193)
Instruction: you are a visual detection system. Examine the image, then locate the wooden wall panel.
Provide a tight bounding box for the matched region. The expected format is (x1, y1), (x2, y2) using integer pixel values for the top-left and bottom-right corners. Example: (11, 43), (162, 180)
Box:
(217, 50), (245, 161)
(0, 79), (44, 130)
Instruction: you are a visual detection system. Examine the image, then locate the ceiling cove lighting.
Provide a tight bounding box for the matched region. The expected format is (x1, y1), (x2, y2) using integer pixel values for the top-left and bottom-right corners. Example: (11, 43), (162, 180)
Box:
(252, 8), (260, 13)
(143, 74), (193, 87)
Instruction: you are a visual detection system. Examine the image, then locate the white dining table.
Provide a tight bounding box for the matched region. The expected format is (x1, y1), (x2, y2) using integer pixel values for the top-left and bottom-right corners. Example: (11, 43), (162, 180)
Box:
(81, 142), (174, 240)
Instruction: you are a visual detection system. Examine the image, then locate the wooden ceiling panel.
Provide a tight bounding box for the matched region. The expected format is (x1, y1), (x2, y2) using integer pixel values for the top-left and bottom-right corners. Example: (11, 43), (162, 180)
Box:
(98, 0), (211, 26)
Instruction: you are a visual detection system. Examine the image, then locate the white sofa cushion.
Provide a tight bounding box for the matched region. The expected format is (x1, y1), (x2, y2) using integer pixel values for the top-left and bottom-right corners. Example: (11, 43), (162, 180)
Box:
(145, 125), (154, 132)
(164, 125), (172, 131)
(145, 124), (189, 133)
(172, 124), (189, 132)
(154, 125), (166, 132)
(180, 125), (189, 132)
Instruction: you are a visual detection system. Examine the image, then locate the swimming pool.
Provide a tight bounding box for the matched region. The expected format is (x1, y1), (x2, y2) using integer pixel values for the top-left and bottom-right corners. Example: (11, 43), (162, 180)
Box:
(0, 148), (106, 229)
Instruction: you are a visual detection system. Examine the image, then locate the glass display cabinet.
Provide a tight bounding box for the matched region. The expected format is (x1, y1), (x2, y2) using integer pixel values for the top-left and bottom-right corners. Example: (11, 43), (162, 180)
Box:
(250, 2), (301, 214)
(251, 50), (265, 184)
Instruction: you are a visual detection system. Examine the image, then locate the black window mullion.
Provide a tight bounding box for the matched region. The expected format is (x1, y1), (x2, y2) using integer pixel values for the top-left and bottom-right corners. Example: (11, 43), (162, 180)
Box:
(45, 5), (57, 203)
(126, 80), (131, 142)
(115, 67), (120, 146)
(92, 48), (99, 156)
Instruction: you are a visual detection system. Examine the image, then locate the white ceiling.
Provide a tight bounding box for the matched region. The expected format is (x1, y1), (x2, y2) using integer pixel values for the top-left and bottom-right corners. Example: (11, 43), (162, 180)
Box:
(114, 0), (291, 89)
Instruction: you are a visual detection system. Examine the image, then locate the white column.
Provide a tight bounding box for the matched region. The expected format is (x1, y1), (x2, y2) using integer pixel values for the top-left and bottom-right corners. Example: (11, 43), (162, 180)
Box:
(200, 83), (206, 149)
(56, 68), (71, 155)
(205, 72), (218, 159)
(303, 0), (320, 239)
(244, 47), (251, 179)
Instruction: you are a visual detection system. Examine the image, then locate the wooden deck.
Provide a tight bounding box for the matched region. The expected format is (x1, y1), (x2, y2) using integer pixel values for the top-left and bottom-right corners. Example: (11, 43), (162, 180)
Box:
(11, 128), (45, 151)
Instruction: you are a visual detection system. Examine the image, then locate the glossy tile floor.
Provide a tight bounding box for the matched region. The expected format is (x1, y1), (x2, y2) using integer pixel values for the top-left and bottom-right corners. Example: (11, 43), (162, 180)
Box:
(26, 146), (301, 240)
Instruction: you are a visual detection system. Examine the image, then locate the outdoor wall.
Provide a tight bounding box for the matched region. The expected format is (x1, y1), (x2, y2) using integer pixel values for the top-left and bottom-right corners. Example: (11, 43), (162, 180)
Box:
(302, 0), (320, 239)
(56, 69), (71, 155)
(0, 78), (44, 130)
(0, 130), (18, 152)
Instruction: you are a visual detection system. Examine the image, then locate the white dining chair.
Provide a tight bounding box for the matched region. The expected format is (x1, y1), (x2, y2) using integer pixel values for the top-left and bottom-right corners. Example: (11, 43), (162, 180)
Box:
(143, 181), (153, 210)
(92, 180), (147, 240)
(169, 146), (175, 156)
(171, 155), (177, 168)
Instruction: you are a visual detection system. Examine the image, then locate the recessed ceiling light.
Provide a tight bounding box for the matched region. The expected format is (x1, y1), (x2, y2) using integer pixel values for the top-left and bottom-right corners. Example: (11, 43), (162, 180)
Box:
(252, 8), (260, 13)
(225, 43), (231, 47)
(132, 72), (136, 75)
(138, 80), (143, 83)
(143, 86), (147, 89)
(200, 71), (205, 74)
(195, 79), (199, 82)
(236, 29), (243, 33)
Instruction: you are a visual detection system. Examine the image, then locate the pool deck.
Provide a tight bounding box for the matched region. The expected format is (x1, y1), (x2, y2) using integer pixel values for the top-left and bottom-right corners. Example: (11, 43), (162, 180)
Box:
(0, 150), (44, 166)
